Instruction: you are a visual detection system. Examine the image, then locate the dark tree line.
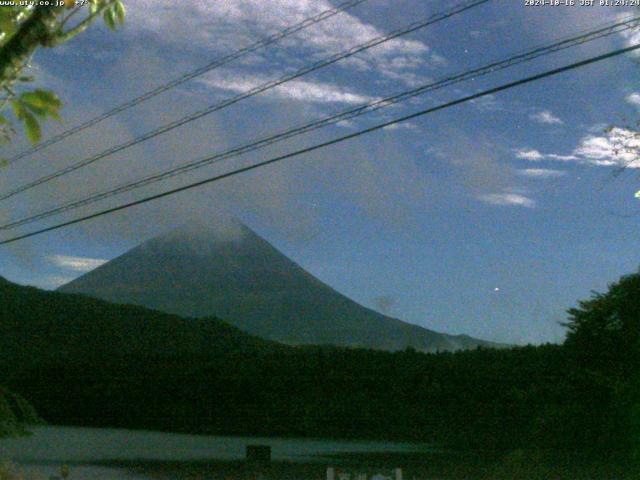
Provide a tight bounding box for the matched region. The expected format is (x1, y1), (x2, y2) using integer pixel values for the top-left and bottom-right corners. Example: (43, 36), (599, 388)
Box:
(0, 270), (638, 462)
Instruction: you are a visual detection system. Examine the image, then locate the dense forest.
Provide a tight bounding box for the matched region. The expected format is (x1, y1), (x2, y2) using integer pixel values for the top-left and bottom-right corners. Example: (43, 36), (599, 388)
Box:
(0, 271), (638, 466)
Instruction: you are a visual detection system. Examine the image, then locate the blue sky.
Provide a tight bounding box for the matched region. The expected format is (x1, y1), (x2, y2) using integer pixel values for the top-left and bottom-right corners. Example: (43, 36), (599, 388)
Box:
(1, 0), (640, 344)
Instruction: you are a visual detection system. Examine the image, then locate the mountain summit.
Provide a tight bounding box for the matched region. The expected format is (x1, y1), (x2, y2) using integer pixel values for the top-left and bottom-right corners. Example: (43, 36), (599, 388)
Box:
(59, 221), (501, 352)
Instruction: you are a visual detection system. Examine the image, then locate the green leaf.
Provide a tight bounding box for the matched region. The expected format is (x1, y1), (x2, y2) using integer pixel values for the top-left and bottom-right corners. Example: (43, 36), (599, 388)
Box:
(11, 99), (25, 120)
(21, 89), (62, 110)
(114, 0), (126, 24)
(21, 101), (47, 118)
(0, 115), (6, 125)
(22, 111), (41, 144)
(103, 8), (116, 30)
(48, 110), (62, 122)
(20, 90), (62, 121)
(0, 18), (17, 39)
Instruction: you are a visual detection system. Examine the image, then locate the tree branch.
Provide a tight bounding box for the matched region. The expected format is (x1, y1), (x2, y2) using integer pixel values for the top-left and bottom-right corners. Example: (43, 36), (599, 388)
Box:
(51, 3), (111, 46)
(0, 6), (63, 87)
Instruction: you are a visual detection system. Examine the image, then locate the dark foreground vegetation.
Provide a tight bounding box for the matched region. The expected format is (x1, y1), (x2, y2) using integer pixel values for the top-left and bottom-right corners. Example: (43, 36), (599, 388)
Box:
(0, 385), (39, 438)
(0, 270), (638, 475)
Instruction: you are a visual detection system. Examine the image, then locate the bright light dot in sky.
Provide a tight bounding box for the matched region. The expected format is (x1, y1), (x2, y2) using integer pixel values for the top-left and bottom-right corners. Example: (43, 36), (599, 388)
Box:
(494, 287), (500, 292)
(635, 190), (640, 199)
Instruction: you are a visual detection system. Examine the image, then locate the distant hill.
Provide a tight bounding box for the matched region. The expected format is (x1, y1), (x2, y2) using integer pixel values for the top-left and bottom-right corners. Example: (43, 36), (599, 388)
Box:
(59, 221), (504, 352)
(0, 275), (274, 365)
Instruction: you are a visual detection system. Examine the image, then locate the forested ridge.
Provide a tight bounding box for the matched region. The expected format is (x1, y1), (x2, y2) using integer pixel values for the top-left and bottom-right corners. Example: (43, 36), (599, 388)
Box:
(0, 271), (638, 464)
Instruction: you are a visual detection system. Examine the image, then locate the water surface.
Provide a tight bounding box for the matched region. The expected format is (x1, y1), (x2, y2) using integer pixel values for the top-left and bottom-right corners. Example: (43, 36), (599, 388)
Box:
(0, 426), (428, 479)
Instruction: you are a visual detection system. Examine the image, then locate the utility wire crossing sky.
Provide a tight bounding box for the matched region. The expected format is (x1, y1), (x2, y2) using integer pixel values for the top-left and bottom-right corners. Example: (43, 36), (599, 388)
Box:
(0, 0), (489, 202)
(3, 0), (640, 345)
(2, 14), (639, 233)
(2, 41), (638, 246)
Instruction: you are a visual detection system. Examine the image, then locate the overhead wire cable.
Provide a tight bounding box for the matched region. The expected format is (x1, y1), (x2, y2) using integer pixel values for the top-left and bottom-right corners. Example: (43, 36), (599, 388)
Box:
(4, 0), (371, 165)
(1, 42), (638, 246)
(2, 15), (639, 231)
(0, 0), (490, 202)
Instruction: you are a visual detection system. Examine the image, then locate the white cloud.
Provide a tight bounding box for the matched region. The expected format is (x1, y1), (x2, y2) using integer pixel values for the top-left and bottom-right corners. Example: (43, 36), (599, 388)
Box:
(377, 67), (430, 88)
(126, 0), (434, 84)
(49, 255), (108, 272)
(530, 110), (563, 125)
(573, 127), (640, 168)
(336, 119), (357, 129)
(546, 153), (579, 161)
(470, 94), (502, 112)
(515, 128), (640, 169)
(617, 14), (640, 57)
(516, 168), (566, 178)
(515, 149), (544, 161)
(200, 72), (378, 105)
(478, 192), (536, 208)
(626, 92), (640, 107)
(382, 121), (419, 131)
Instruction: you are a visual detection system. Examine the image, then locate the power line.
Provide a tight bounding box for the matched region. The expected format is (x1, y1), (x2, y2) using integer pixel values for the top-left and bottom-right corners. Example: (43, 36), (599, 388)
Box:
(2, 15), (638, 231)
(0, 0), (489, 202)
(4, 0), (370, 165)
(2, 43), (638, 246)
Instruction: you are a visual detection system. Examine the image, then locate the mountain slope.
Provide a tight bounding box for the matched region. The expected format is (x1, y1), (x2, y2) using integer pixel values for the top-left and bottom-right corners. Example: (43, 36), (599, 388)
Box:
(0, 276), (275, 365)
(59, 222), (502, 352)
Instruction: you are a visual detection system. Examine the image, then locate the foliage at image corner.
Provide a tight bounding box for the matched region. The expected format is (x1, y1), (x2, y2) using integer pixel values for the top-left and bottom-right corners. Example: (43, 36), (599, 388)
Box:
(536, 269), (640, 456)
(0, 1), (124, 436)
(0, 0), (125, 147)
(0, 385), (42, 439)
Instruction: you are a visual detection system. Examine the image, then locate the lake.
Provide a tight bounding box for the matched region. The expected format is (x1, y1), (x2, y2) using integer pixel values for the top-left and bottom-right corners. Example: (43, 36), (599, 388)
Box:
(0, 426), (430, 479)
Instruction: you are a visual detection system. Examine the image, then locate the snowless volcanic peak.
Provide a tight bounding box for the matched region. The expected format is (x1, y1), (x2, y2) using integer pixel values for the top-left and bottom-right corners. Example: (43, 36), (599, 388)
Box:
(59, 220), (504, 352)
